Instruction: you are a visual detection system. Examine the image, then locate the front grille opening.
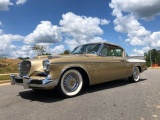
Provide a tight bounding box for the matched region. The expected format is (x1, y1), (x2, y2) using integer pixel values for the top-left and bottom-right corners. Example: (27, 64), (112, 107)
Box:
(30, 80), (43, 84)
(19, 61), (31, 77)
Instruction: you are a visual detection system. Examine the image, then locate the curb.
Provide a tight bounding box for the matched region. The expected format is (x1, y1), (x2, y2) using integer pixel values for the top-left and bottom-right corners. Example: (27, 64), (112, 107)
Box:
(0, 80), (10, 84)
(148, 67), (160, 69)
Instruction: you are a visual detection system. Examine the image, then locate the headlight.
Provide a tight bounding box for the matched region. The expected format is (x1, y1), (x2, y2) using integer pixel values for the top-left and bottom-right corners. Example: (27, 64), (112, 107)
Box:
(43, 60), (50, 72)
(17, 63), (21, 71)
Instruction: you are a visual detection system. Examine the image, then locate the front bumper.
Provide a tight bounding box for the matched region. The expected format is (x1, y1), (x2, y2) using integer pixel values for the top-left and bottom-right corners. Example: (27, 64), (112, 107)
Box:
(10, 74), (58, 89)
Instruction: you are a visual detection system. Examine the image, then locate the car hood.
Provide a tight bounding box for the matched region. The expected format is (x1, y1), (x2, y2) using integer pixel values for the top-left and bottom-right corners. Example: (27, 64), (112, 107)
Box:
(24, 54), (98, 76)
(48, 54), (99, 63)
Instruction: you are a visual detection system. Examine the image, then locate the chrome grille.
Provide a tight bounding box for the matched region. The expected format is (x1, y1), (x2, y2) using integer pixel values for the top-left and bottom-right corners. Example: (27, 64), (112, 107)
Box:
(19, 61), (31, 77)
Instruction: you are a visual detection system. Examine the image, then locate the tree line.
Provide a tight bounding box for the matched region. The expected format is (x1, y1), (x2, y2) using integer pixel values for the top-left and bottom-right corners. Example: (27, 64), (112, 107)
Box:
(144, 49), (160, 67)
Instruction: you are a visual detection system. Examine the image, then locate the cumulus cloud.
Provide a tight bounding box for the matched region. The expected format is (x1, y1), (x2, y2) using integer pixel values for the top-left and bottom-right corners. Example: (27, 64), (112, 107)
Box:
(109, 0), (160, 20)
(16, 0), (27, 5)
(100, 19), (110, 25)
(24, 21), (62, 44)
(131, 47), (150, 56)
(109, 1), (151, 46)
(60, 12), (108, 49)
(65, 37), (106, 50)
(0, 12), (109, 58)
(0, 34), (24, 57)
(150, 32), (160, 48)
(0, 0), (13, 11)
(110, 0), (160, 51)
(11, 45), (33, 58)
(50, 45), (65, 54)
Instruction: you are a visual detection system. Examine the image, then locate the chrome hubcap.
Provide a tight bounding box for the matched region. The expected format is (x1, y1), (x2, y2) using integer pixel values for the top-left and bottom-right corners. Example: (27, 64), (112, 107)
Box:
(63, 73), (79, 92)
(133, 67), (139, 80)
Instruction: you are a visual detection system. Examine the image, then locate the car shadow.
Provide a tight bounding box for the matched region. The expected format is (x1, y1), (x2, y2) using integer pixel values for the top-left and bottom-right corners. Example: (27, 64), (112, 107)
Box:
(19, 78), (147, 103)
(19, 89), (63, 103)
(83, 78), (147, 94)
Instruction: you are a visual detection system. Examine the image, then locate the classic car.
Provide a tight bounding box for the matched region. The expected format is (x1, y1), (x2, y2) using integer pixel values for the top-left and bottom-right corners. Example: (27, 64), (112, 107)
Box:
(10, 42), (147, 97)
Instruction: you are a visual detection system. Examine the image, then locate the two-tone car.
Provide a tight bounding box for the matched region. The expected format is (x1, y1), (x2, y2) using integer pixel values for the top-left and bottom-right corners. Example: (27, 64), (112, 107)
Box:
(11, 42), (147, 97)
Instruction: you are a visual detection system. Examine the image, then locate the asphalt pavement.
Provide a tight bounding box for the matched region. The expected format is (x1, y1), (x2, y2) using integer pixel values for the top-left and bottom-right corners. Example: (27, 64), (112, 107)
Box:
(0, 69), (160, 120)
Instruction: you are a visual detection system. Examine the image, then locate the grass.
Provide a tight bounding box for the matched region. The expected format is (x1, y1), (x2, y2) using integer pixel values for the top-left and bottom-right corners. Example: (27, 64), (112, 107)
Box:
(0, 58), (21, 74)
(0, 75), (10, 81)
(0, 58), (21, 81)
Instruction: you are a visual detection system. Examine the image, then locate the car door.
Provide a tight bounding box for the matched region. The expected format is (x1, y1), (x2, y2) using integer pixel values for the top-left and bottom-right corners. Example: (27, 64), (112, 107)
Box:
(99, 44), (130, 83)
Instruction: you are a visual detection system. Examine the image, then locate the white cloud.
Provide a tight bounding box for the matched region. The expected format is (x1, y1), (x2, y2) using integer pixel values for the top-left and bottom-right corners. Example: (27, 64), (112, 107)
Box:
(16, 0), (27, 5)
(50, 45), (65, 54)
(0, 34), (24, 57)
(109, 0), (160, 20)
(100, 19), (110, 25)
(65, 37), (106, 50)
(0, 0), (13, 11)
(110, 9), (150, 46)
(60, 12), (108, 50)
(60, 12), (104, 40)
(131, 47), (150, 56)
(109, 0), (160, 49)
(24, 21), (62, 44)
(12, 45), (32, 58)
(0, 34), (24, 42)
(150, 32), (160, 48)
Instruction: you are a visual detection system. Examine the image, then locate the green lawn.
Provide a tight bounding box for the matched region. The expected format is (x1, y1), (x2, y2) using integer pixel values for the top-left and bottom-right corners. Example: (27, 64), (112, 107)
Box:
(0, 75), (10, 81)
(0, 67), (19, 74)
(0, 58), (20, 81)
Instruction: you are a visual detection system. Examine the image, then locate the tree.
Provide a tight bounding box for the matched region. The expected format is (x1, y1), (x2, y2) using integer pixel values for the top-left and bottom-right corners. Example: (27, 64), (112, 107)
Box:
(144, 49), (160, 67)
(63, 50), (70, 54)
(42, 52), (51, 55)
(31, 44), (46, 56)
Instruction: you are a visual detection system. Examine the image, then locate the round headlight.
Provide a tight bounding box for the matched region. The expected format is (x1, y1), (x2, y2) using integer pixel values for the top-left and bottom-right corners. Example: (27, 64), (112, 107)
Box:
(43, 60), (50, 72)
(17, 63), (21, 70)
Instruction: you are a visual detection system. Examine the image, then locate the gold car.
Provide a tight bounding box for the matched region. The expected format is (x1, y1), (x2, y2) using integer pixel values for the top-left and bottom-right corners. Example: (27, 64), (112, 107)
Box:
(11, 42), (147, 97)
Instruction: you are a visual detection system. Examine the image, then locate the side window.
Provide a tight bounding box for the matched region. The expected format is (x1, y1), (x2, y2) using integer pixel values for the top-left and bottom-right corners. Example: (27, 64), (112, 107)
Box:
(99, 45), (108, 56)
(107, 45), (123, 57)
(99, 44), (123, 57)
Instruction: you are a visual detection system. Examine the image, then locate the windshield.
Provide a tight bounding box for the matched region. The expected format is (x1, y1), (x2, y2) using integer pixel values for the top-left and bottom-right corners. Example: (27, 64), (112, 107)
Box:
(71, 43), (101, 54)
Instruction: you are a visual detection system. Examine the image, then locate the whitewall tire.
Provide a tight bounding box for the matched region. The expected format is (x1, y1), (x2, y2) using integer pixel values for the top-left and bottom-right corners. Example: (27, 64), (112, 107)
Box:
(57, 69), (83, 97)
(129, 66), (140, 82)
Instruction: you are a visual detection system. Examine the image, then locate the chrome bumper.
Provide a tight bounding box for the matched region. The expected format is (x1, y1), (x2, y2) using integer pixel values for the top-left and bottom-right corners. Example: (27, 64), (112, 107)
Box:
(10, 74), (58, 89)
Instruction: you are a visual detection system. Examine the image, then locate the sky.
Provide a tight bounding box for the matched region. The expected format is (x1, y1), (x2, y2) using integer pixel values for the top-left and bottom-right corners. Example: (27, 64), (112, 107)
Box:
(0, 0), (160, 58)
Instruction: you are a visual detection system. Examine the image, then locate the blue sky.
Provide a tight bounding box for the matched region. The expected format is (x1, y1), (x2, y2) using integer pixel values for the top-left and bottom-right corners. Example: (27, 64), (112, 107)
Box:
(0, 0), (160, 58)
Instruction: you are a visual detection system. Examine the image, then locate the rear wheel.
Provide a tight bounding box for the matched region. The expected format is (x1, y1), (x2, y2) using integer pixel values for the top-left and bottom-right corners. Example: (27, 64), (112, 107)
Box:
(129, 66), (140, 82)
(57, 69), (83, 98)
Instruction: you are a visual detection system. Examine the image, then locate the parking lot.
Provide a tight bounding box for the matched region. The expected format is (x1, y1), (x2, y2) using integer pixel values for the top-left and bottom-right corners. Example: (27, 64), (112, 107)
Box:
(0, 69), (160, 120)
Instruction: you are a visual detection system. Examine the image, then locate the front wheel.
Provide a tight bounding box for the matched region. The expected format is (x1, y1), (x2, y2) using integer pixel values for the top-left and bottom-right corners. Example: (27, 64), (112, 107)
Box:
(129, 66), (140, 82)
(57, 69), (83, 98)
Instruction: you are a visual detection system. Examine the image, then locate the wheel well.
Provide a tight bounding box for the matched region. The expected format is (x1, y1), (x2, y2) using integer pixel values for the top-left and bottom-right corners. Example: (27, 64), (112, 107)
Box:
(61, 67), (90, 86)
(136, 66), (142, 72)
